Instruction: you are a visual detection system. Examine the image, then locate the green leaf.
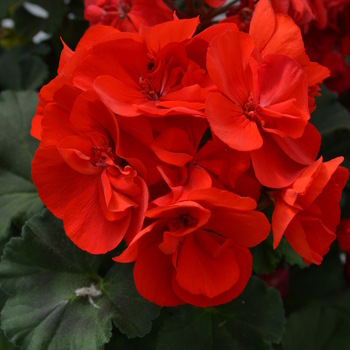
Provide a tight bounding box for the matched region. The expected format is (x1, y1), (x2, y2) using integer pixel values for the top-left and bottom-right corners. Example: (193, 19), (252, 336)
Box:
(284, 250), (348, 314)
(311, 86), (350, 135)
(0, 0), (14, 19)
(281, 304), (350, 350)
(0, 210), (160, 349)
(156, 277), (285, 350)
(0, 47), (48, 90)
(281, 239), (307, 268)
(251, 233), (284, 274)
(0, 90), (43, 252)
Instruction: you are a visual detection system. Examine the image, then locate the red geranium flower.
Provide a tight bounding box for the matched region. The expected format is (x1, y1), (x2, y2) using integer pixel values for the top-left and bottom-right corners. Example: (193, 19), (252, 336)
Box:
(270, 157), (348, 264)
(32, 90), (149, 254)
(205, 29), (321, 188)
(71, 18), (215, 118)
(115, 188), (270, 307)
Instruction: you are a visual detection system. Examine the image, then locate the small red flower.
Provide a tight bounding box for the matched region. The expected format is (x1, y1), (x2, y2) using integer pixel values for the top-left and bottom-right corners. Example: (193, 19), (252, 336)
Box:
(270, 157), (349, 264)
(115, 188), (271, 307)
(32, 91), (149, 254)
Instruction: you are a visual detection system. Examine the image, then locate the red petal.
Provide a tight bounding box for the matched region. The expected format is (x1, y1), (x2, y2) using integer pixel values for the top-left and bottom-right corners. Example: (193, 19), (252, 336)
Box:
(251, 132), (308, 188)
(203, 208), (271, 247)
(32, 147), (97, 219)
(188, 187), (257, 211)
(133, 242), (184, 306)
(151, 128), (197, 166)
(172, 244), (252, 307)
(206, 93), (263, 151)
(139, 17), (199, 56)
(64, 179), (130, 254)
(249, 0), (275, 52)
(175, 231), (240, 298)
(94, 75), (145, 117)
(207, 31), (255, 106)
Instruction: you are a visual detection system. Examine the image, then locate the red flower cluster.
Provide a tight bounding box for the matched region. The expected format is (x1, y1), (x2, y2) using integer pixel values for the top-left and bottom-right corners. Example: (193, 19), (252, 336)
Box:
(32, 0), (348, 307)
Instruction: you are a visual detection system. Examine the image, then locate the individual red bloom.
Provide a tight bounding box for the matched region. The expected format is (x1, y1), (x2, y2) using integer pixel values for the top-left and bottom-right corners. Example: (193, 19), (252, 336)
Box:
(84, 0), (173, 32)
(32, 90), (149, 254)
(114, 188), (271, 307)
(270, 157), (349, 264)
(337, 219), (350, 251)
(71, 18), (214, 118)
(205, 29), (321, 188)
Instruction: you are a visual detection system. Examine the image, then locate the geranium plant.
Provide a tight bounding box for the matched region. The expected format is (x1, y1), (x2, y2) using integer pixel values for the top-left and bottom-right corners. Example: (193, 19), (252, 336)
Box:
(0, 0), (350, 349)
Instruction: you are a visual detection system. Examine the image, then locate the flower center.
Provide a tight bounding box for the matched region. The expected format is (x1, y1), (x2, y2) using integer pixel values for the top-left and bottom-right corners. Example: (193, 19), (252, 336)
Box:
(168, 214), (199, 232)
(117, 0), (131, 18)
(139, 76), (160, 101)
(90, 144), (122, 167)
(244, 94), (265, 127)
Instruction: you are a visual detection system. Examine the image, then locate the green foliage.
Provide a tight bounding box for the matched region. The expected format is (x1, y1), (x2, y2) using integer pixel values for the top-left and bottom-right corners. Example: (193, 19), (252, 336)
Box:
(0, 90), (43, 253)
(311, 86), (350, 136)
(0, 46), (48, 90)
(156, 277), (285, 350)
(0, 210), (160, 349)
(281, 304), (350, 350)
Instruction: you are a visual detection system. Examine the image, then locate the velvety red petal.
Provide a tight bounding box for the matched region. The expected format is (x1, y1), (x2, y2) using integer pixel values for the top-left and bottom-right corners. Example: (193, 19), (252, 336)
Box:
(261, 14), (310, 67)
(249, 0), (275, 52)
(188, 187), (257, 211)
(64, 179), (130, 254)
(114, 220), (166, 263)
(176, 231), (239, 298)
(133, 242), (185, 306)
(94, 75), (145, 117)
(74, 38), (147, 91)
(57, 135), (100, 175)
(206, 93), (263, 151)
(272, 199), (299, 248)
(151, 127), (197, 166)
(203, 208), (271, 247)
(271, 123), (320, 165)
(57, 40), (74, 74)
(172, 244), (252, 307)
(251, 132), (308, 188)
(40, 103), (77, 147)
(70, 90), (119, 143)
(139, 17), (200, 56)
(32, 147), (97, 219)
(207, 31), (255, 106)
(284, 217), (313, 263)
